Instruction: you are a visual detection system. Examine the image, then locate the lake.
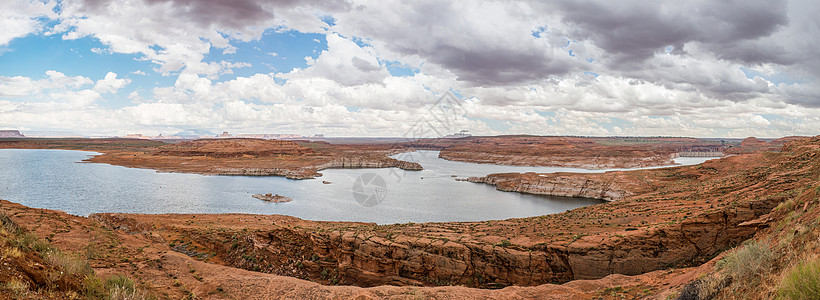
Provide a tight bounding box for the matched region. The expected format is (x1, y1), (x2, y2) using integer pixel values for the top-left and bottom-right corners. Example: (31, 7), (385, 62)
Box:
(0, 149), (713, 224)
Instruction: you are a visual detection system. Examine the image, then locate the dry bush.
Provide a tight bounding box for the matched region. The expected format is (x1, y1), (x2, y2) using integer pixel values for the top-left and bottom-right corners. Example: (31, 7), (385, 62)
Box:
(778, 258), (820, 299)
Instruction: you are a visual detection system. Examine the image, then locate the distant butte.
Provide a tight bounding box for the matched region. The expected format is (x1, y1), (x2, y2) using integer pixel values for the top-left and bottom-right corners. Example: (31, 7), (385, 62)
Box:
(0, 130), (25, 138)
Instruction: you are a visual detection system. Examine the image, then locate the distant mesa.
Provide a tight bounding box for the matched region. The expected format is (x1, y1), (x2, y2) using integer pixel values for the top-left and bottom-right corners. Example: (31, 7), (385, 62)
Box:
(155, 138), (314, 158)
(0, 130), (25, 138)
(217, 131), (233, 138)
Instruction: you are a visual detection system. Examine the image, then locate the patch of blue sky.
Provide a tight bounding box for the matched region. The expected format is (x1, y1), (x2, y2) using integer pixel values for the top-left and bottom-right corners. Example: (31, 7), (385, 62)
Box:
(205, 29), (328, 80)
(319, 15), (336, 27)
(470, 117), (512, 131)
(583, 71), (600, 78)
(0, 34), (175, 107)
(350, 36), (372, 48)
(381, 60), (419, 77)
(531, 25), (548, 38)
(739, 67), (801, 85)
(602, 117), (632, 127)
(0, 34), (152, 81)
(756, 113), (784, 121)
(534, 110), (555, 118)
(421, 84), (434, 93)
(448, 88), (466, 99)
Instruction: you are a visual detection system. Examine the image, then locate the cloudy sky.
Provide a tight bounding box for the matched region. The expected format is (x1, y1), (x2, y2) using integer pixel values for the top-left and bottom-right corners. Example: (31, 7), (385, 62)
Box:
(1, 0), (818, 138)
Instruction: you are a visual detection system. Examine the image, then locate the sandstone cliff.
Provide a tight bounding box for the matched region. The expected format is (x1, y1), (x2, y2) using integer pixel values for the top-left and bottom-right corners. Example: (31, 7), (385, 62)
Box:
(460, 172), (632, 201)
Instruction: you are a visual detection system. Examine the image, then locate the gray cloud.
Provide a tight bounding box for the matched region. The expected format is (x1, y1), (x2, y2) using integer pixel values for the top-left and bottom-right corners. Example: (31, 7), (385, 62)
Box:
(330, 1), (582, 86)
(74, 0), (350, 33)
(552, 0), (789, 65)
(144, 0), (274, 30)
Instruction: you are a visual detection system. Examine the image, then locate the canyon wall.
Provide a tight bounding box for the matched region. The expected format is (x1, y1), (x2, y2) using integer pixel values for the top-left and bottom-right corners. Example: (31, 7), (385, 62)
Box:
(460, 172), (632, 201)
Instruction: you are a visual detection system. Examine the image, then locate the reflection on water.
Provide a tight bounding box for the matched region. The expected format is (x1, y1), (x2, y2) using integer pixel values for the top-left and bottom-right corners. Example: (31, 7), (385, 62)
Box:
(0, 149), (714, 224)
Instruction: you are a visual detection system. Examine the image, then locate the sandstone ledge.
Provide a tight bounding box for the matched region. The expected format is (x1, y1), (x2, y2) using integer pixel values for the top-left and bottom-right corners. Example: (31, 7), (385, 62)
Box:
(460, 172), (632, 201)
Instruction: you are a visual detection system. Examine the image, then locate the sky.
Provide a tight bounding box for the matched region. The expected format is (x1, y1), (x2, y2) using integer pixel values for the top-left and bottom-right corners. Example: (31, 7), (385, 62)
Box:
(0, 0), (819, 138)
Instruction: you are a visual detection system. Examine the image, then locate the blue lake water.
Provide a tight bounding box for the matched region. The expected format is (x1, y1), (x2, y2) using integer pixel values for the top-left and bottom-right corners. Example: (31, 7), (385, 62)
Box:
(0, 149), (713, 224)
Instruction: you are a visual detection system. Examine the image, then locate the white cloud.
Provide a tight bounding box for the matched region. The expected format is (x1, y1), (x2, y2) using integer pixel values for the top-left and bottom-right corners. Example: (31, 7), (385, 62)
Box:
(90, 47), (113, 55)
(296, 33), (390, 86)
(0, 0), (56, 46)
(1, 71), (93, 97)
(94, 72), (130, 94)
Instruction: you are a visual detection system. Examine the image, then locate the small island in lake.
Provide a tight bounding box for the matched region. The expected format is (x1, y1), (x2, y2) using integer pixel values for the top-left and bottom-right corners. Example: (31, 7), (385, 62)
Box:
(252, 193), (292, 202)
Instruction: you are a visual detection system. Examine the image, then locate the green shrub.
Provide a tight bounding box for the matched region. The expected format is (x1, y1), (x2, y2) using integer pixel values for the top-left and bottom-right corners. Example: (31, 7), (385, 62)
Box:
(718, 240), (774, 280)
(85, 274), (151, 300)
(45, 249), (93, 277)
(496, 240), (512, 247)
(106, 274), (136, 293)
(0, 211), (21, 234)
(778, 258), (820, 299)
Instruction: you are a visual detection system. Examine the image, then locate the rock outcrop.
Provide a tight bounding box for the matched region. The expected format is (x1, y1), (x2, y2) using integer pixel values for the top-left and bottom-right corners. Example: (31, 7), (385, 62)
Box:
(206, 156), (422, 179)
(460, 172), (632, 201)
(252, 193), (292, 202)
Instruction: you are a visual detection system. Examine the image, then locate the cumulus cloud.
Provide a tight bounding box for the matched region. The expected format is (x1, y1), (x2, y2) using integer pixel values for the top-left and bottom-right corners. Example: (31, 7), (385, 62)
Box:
(1, 71), (93, 97)
(0, 0), (56, 46)
(297, 33), (390, 86)
(331, 1), (579, 86)
(51, 0), (347, 76)
(94, 72), (130, 93)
